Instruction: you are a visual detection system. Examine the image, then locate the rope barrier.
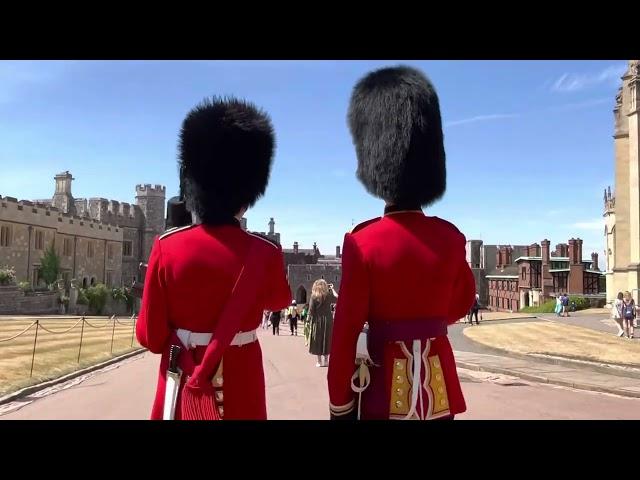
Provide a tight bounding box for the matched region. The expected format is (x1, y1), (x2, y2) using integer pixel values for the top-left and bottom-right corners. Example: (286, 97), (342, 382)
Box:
(83, 316), (114, 329)
(36, 317), (84, 335)
(0, 320), (38, 342)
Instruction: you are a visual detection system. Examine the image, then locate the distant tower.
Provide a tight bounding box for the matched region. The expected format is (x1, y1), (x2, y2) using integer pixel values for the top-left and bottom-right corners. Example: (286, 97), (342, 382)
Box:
(51, 171), (77, 215)
(269, 217), (275, 235)
(607, 60), (640, 302)
(136, 184), (166, 261)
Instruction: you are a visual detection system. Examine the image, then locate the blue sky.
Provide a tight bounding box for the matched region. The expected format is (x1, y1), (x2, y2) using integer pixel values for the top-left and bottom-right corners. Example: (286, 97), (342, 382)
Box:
(0, 60), (626, 267)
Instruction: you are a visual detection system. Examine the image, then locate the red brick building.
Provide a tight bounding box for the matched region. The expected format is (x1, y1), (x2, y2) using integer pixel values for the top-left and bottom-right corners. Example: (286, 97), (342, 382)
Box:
(487, 238), (604, 312)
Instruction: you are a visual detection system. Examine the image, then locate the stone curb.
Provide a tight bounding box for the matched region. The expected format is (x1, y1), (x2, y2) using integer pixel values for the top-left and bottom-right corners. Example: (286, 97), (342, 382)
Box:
(455, 359), (640, 399)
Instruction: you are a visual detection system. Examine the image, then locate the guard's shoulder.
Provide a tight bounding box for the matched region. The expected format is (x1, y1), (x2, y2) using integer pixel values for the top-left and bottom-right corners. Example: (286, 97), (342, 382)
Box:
(349, 217), (381, 235)
(159, 224), (196, 241)
(433, 217), (465, 239)
(247, 231), (281, 250)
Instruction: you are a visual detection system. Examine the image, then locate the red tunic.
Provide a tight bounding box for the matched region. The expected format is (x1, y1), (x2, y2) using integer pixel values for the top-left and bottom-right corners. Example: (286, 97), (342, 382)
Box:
(136, 223), (291, 420)
(328, 210), (476, 420)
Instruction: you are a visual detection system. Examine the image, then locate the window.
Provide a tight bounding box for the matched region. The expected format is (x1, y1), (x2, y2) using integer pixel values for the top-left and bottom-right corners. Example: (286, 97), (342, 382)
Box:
(63, 238), (73, 257)
(35, 230), (45, 250)
(521, 267), (527, 280)
(123, 241), (132, 257)
(106, 271), (113, 287)
(108, 243), (114, 260)
(87, 241), (95, 258)
(0, 225), (11, 247)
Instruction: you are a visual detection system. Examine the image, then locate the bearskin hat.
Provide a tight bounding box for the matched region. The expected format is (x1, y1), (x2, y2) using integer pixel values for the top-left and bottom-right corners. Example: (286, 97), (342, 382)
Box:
(347, 65), (446, 207)
(179, 96), (275, 224)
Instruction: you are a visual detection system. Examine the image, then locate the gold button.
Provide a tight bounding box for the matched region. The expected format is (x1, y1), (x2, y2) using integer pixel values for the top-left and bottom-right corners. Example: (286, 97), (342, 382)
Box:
(396, 376), (403, 384)
(436, 374), (442, 381)
(438, 387), (444, 394)
(440, 399), (446, 405)
(396, 388), (403, 395)
(395, 401), (402, 408)
(395, 361), (403, 370)
(433, 359), (440, 368)
(215, 377), (223, 385)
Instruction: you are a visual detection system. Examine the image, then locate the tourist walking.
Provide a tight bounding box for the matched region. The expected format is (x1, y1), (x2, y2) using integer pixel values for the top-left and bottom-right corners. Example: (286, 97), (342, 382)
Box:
(622, 291), (635, 339)
(308, 280), (338, 367)
(467, 293), (480, 325)
(612, 292), (625, 337)
(270, 309), (282, 336)
(561, 293), (570, 317)
(288, 301), (299, 336)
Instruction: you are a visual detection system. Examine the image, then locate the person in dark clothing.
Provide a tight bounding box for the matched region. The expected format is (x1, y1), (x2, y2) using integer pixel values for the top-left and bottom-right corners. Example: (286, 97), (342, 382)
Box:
(561, 293), (570, 317)
(270, 309), (282, 335)
(287, 301), (299, 336)
(468, 294), (480, 325)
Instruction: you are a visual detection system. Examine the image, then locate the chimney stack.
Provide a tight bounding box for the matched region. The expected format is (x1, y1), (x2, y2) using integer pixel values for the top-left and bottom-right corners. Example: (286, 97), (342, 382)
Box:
(293, 241), (299, 254)
(541, 239), (550, 265)
(591, 252), (599, 271)
(336, 246), (341, 258)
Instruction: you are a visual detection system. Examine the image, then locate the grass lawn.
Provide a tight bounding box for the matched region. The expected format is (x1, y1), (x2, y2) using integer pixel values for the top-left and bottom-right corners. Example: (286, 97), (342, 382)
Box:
(463, 320), (640, 367)
(0, 317), (141, 397)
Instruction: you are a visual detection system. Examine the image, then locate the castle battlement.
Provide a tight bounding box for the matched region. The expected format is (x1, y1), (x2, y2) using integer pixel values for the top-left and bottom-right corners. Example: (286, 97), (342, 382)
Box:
(136, 184), (166, 196)
(0, 194), (123, 240)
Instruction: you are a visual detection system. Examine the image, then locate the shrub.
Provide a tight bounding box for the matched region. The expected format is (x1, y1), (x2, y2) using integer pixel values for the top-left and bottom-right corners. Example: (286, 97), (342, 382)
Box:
(112, 286), (135, 313)
(569, 296), (591, 311)
(40, 244), (60, 287)
(18, 281), (32, 293)
(76, 289), (89, 305)
(521, 299), (557, 313)
(84, 284), (109, 315)
(0, 266), (16, 286)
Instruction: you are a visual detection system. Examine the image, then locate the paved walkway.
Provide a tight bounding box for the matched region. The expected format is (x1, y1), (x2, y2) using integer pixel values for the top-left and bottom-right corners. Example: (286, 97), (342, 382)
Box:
(3, 324), (640, 419)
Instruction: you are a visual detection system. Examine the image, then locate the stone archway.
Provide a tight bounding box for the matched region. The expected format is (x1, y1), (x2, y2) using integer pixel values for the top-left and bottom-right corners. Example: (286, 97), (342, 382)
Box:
(82, 277), (88, 289)
(296, 285), (307, 304)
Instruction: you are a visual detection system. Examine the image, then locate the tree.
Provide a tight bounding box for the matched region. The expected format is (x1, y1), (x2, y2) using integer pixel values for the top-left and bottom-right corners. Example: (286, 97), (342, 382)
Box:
(40, 244), (60, 287)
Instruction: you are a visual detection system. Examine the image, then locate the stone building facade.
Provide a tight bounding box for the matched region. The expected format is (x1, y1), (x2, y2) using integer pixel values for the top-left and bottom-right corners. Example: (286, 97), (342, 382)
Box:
(0, 171), (165, 291)
(466, 240), (528, 306)
(604, 60), (640, 303)
(246, 217), (342, 305)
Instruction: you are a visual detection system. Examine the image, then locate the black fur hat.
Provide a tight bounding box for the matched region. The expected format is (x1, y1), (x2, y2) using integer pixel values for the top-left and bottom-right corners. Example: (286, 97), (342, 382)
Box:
(179, 96), (275, 224)
(348, 65), (446, 207)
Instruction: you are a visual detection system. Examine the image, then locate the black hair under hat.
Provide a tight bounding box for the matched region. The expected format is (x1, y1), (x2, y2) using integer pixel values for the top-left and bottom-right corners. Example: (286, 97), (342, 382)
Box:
(348, 65), (446, 207)
(179, 96), (275, 224)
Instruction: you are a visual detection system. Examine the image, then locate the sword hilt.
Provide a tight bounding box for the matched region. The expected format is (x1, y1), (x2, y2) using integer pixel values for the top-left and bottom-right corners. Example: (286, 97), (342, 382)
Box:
(168, 345), (181, 374)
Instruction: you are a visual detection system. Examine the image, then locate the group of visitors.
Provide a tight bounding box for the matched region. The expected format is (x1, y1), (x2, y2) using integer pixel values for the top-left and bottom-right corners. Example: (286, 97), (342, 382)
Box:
(263, 302), (308, 336)
(264, 279), (338, 368)
(611, 291), (637, 339)
(554, 293), (571, 317)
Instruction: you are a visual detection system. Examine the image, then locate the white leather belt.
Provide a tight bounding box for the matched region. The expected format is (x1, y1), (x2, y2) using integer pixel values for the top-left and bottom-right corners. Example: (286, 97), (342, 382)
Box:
(176, 328), (258, 349)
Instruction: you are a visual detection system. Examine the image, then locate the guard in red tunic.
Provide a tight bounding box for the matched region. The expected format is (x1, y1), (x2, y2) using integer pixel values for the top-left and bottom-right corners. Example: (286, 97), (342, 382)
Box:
(328, 66), (476, 420)
(136, 97), (291, 420)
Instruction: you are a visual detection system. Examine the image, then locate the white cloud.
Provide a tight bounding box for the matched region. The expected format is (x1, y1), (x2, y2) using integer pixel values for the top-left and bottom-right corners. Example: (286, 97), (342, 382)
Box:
(572, 219), (605, 230)
(551, 64), (626, 93)
(444, 113), (519, 128)
(549, 97), (611, 112)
